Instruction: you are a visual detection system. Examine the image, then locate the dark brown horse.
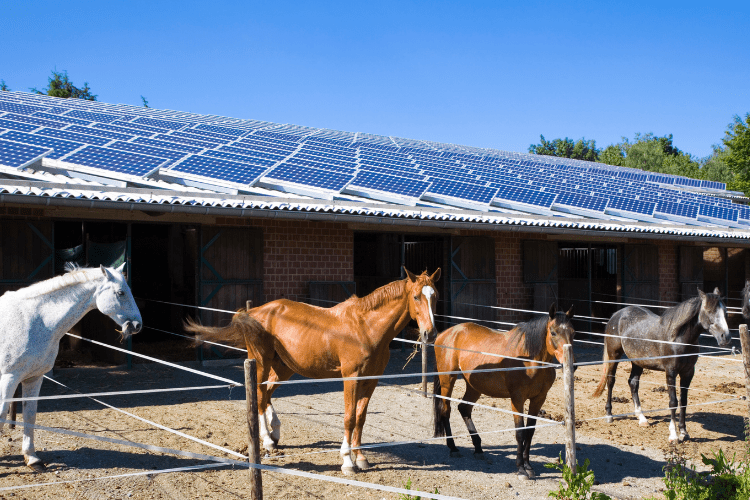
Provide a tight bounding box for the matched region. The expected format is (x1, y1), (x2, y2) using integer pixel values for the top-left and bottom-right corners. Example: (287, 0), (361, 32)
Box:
(186, 267), (440, 474)
(592, 288), (730, 443)
(432, 304), (575, 480)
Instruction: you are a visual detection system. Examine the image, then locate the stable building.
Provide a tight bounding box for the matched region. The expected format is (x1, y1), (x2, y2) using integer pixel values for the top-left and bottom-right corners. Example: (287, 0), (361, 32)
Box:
(0, 91), (748, 366)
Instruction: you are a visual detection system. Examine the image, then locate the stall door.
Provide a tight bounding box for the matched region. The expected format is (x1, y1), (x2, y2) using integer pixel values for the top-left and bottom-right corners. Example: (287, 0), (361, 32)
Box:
(0, 221), (53, 295)
(449, 236), (496, 328)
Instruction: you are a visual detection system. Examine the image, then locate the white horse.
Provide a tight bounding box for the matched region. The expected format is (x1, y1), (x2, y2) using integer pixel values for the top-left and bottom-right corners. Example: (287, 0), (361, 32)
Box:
(0, 263), (142, 470)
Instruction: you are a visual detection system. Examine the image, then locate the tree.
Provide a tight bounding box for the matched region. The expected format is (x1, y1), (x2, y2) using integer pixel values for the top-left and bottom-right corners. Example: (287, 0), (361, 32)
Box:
(723, 113), (750, 194)
(698, 145), (734, 185)
(31, 70), (97, 100)
(140, 95), (149, 108)
(529, 135), (600, 161)
(599, 144), (625, 166)
(0, 80), (9, 91)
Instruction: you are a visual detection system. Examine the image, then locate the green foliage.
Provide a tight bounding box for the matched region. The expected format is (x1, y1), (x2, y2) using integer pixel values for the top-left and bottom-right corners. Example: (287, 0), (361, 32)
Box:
(31, 70), (97, 101)
(723, 114), (750, 195)
(141, 95), (149, 108)
(545, 453), (611, 500)
(654, 447), (750, 500)
(599, 144), (625, 167)
(0, 80), (9, 91)
(399, 478), (440, 500)
(529, 135), (600, 162)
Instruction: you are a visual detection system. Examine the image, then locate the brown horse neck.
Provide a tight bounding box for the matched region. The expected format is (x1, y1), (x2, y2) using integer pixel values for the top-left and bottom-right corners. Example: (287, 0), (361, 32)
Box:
(358, 280), (412, 345)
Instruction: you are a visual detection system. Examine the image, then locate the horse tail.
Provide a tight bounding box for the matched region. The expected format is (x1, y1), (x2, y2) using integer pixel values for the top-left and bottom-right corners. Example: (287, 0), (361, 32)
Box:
(591, 341), (609, 398)
(184, 312), (271, 357)
(433, 375), (447, 438)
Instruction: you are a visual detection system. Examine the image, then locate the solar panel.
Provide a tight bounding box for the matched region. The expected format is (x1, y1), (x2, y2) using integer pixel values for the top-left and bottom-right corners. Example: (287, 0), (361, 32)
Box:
(92, 123), (156, 137)
(285, 157), (355, 174)
(111, 120), (169, 134)
(155, 133), (216, 149)
(554, 192), (608, 212)
(133, 117), (186, 130)
(0, 131), (83, 159)
(169, 155), (267, 186)
(133, 137), (204, 154)
(194, 124), (247, 137)
(170, 131), (227, 145)
(0, 118), (39, 132)
(62, 146), (166, 177)
(33, 112), (92, 126)
(263, 164), (353, 191)
(606, 195), (656, 216)
(698, 204), (738, 222)
(202, 149), (276, 167)
(65, 110), (123, 124)
(0, 138), (51, 168)
(2, 113), (68, 129)
(66, 125), (134, 141)
(425, 179), (498, 204)
(107, 141), (188, 161)
(655, 202), (698, 219)
(183, 128), (238, 142)
(359, 164), (424, 180)
(493, 185), (557, 208)
(36, 128), (112, 146)
(0, 101), (48, 115)
(347, 171), (429, 198)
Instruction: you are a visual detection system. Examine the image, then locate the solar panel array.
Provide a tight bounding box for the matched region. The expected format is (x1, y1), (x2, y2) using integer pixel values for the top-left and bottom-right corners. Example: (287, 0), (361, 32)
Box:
(0, 90), (743, 228)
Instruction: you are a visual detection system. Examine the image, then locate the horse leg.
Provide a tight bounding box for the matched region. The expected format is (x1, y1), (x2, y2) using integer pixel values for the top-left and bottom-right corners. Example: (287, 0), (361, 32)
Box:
(677, 367), (695, 442)
(20, 376), (45, 471)
(340, 379), (357, 475)
(628, 364), (649, 427)
(264, 362), (293, 445)
(433, 373), (460, 457)
(0, 373), (21, 435)
(521, 393), (548, 479)
(254, 359), (278, 454)
(350, 378), (379, 471)
(9, 386), (21, 429)
(666, 370), (680, 443)
(457, 386), (484, 458)
(511, 397), (531, 480)
(604, 356), (621, 424)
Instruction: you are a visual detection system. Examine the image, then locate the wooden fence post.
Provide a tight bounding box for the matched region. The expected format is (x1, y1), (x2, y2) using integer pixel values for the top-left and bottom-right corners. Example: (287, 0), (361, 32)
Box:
(245, 358), (263, 500)
(739, 325), (750, 425)
(563, 344), (576, 468)
(246, 300), (253, 311)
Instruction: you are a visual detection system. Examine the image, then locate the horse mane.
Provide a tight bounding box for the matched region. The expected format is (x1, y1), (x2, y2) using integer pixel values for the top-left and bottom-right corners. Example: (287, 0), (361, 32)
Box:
(13, 264), (103, 299)
(659, 296), (705, 340)
(340, 279), (407, 313)
(508, 315), (550, 359)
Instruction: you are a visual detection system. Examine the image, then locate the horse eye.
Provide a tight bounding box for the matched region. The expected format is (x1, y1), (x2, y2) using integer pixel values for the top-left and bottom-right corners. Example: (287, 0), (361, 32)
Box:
(414, 295), (421, 301)
(116, 290), (124, 297)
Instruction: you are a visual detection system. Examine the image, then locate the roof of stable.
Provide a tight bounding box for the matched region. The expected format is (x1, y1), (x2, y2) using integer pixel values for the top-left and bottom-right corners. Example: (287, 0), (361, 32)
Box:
(0, 91), (748, 242)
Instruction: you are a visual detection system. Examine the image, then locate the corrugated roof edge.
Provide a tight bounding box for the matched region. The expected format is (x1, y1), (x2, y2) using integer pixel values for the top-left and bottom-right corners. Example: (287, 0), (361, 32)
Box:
(1, 181), (750, 243)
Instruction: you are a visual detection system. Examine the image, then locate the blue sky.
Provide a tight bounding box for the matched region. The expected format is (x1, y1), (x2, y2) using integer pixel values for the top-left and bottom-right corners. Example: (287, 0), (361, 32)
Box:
(1, 1), (748, 158)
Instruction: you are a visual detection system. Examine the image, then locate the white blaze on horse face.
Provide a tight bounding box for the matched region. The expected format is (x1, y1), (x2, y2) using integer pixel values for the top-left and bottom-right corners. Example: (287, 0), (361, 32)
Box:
(422, 286), (436, 336)
(708, 304), (730, 346)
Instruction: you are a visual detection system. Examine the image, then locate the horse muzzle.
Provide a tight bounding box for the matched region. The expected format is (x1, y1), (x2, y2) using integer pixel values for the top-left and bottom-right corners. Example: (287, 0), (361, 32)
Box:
(420, 329), (436, 344)
(122, 320), (142, 336)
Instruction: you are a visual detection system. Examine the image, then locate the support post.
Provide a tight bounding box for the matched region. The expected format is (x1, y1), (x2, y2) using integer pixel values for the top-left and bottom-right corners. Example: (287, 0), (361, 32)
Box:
(422, 340), (428, 397)
(246, 300), (253, 311)
(563, 344), (576, 467)
(244, 359), (263, 500)
(740, 325), (750, 425)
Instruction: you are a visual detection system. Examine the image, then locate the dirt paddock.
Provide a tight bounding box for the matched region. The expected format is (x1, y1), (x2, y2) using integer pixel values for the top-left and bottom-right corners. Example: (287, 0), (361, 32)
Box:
(0, 345), (747, 500)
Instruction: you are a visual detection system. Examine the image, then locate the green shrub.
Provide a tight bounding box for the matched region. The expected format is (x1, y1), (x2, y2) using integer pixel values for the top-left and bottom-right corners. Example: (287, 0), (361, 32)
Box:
(545, 453), (611, 500)
(399, 478), (440, 500)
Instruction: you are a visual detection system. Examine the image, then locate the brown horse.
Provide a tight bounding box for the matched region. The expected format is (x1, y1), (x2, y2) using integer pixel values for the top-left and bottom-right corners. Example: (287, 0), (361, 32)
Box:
(432, 304), (574, 480)
(185, 267), (440, 474)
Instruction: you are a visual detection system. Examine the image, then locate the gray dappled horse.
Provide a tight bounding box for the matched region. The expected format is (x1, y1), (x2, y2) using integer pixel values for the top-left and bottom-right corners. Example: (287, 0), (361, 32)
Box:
(592, 288), (730, 443)
(0, 264), (142, 470)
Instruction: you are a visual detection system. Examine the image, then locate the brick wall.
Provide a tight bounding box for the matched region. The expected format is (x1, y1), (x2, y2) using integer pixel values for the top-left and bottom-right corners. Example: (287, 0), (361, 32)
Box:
(494, 232), (537, 324)
(657, 240), (680, 304)
(253, 219), (353, 302)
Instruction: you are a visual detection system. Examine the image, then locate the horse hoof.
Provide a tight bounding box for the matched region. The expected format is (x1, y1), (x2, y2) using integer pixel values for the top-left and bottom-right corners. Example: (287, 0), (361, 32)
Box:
(341, 465), (357, 476)
(355, 458), (371, 471)
(25, 458), (46, 472)
(524, 466), (536, 479)
(517, 472), (530, 481)
(639, 420), (650, 428)
(449, 451), (462, 458)
(679, 433), (690, 443)
(473, 452), (484, 460)
(605, 416), (614, 424)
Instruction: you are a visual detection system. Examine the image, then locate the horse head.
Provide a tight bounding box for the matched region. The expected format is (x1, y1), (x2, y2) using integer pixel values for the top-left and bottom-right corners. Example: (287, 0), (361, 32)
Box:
(743, 279), (750, 320)
(698, 287), (731, 347)
(95, 263), (143, 338)
(404, 266), (441, 343)
(545, 303), (575, 365)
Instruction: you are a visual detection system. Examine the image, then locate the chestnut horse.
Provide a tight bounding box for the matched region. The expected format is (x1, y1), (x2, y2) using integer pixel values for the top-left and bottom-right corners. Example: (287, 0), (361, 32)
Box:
(432, 304), (574, 480)
(186, 267), (440, 474)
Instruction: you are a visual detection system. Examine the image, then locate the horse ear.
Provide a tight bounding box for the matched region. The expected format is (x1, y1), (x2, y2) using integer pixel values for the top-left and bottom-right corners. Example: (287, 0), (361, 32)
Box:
(713, 287), (721, 295)
(100, 264), (113, 280)
(430, 268), (441, 283)
(403, 266), (417, 282)
(566, 304), (575, 319)
(697, 288), (706, 300)
(116, 262), (126, 274)
(549, 302), (557, 318)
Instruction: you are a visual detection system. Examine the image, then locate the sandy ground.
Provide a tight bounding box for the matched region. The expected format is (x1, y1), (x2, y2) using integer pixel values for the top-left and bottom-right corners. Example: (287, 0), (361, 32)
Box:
(0, 345), (747, 500)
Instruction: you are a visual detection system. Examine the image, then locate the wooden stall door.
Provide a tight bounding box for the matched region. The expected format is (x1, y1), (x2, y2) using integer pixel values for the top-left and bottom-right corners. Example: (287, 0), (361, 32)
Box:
(622, 244), (659, 304)
(523, 240), (559, 313)
(0, 220), (54, 295)
(449, 236), (496, 328)
(200, 227), (263, 360)
(680, 246), (704, 300)
(309, 281), (356, 307)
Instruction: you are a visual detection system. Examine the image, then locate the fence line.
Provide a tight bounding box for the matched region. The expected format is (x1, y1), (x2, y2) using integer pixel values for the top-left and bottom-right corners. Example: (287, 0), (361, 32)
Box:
(583, 396), (743, 423)
(0, 384), (232, 403)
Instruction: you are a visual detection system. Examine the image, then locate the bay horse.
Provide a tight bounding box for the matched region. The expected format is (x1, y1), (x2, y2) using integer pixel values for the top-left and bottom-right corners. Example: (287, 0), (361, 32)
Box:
(0, 263), (142, 470)
(592, 288), (730, 443)
(185, 267), (440, 474)
(432, 303), (575, 480)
